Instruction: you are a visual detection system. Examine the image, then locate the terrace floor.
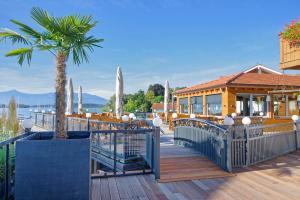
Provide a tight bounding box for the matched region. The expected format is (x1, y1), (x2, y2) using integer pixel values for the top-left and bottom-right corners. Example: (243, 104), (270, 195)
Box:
(159, 134), (233, 182)
(92, 150), (300, 200)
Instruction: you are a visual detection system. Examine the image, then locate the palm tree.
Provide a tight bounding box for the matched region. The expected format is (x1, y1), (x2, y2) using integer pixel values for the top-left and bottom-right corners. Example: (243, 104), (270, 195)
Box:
(0, 7), (103, 138)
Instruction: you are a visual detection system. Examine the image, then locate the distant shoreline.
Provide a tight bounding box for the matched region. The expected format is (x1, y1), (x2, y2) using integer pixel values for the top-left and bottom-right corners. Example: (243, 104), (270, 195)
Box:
(0, 103), (104, 108)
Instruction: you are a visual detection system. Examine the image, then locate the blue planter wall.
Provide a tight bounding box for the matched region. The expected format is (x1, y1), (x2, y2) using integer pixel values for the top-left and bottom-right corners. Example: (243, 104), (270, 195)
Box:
(15, 132), (90, 200)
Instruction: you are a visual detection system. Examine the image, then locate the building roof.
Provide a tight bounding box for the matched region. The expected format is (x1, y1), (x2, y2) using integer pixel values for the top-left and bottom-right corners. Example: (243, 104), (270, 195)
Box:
(151, 102), (174, 111)
(175, 65), (300, 94)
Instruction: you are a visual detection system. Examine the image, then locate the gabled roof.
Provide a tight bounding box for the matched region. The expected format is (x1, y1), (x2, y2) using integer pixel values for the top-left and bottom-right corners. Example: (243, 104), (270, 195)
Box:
(243, 64), (282, 75)
(175, 65), (300, 94)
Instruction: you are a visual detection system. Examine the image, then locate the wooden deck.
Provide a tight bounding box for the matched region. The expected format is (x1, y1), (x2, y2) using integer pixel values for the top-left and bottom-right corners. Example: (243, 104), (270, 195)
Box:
(92, 150), (300, 200)
(159, 136), (232, 182)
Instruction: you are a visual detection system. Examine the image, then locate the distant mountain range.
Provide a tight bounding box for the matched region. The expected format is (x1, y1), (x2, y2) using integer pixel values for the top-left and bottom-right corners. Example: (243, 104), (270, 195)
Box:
(0, 90), (107, 106)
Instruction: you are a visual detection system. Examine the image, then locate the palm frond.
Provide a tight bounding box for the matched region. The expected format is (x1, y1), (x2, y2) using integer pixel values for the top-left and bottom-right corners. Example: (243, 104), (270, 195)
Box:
(0, 28), (30, 45)
(5, 48), (33, 65)
(10, 19), (42, 39)
(31, 7), (53, 30)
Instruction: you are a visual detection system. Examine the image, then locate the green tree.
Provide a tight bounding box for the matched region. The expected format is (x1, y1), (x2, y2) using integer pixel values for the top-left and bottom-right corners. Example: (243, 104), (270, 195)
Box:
(148, 84), (165, 96)
(0, 108), (7, 132)
(145, 90), (155, 103)
(102, 94), (115, 112)
(6, 97), (19, 134)
(124, 99), (138, 113)
(0, 8), (103, 138)
(152, 95), (164, 103)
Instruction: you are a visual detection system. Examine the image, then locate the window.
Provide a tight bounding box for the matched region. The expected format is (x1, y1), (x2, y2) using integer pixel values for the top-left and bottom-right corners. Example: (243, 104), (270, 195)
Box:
(252, 95), (267, 116)
(206, 94), (222, 116)
(179, 98), (188, 113)
(191, 96), (203, 114)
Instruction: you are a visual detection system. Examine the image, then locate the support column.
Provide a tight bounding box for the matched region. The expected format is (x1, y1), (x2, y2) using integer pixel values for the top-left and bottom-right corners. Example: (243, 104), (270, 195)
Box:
(203, 95), (207, 116)
(249, 94), (253, 117)
(188, 95), (191, 114)
(285, 95), (289, 117)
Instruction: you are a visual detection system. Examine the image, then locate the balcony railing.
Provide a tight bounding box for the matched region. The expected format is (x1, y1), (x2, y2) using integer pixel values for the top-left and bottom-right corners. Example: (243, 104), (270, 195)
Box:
(0, 132), (33, 200)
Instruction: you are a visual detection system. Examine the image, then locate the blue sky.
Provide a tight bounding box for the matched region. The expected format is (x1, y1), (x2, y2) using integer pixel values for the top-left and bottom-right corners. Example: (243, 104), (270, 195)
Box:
(0, 0), (300, 99)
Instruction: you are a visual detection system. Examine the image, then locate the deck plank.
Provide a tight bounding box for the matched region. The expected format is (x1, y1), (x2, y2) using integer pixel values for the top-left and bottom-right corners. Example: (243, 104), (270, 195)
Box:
(92, 150), (300, 200)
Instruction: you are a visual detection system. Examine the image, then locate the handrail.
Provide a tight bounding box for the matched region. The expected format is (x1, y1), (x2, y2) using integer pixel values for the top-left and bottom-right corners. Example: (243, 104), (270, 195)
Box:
(0, 132), (33, 147)
(173, 118), (227, 132)
(248, 122), (294, 130)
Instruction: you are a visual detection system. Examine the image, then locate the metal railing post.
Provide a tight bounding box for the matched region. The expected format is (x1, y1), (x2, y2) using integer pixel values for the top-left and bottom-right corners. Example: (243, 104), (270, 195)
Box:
(34, 113), (37, 125)
(52, 114), (55, 131)
(294, 121), (298, 150)
(42, 113), (45, 128)
(66, 117), (69, 132)
(4, 144), (10, 200)
(226, 127), (232, 172)
(153, 127), (160, 179)
(87, 118), (90, 131)
(244, 125), (250, 167)
(113, 132), (117, 175)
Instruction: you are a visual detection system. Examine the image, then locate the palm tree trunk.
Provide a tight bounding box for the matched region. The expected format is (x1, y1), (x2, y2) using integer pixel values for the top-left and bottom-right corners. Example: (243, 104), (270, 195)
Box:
(55, 52), (66, 138)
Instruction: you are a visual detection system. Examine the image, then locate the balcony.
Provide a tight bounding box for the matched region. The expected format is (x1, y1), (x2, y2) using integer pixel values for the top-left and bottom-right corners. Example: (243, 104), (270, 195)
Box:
(280, 38), (300, 70)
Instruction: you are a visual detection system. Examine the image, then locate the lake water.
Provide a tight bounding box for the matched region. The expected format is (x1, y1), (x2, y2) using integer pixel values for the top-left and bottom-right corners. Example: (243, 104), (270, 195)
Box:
(0, 107), (103, 118)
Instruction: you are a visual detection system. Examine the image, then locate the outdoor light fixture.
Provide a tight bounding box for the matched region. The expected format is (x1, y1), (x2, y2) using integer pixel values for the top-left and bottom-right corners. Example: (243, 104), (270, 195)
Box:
(172, 113), (177, 119)
(153, 117), (163, 127)
(259, 112), (264, 116)
(190, 114), (196, 119)
(292, 115), (299, 122)
(231, 113), (237, 118)
(266, 95), (271, 102)
(22, 118), (33, 132)
(129, 113), (135, 119)
(224, 116), (234, 126)
(86, 113), (92, 118)
(242, 117), (251, 125)
(121, 115), (129, 122)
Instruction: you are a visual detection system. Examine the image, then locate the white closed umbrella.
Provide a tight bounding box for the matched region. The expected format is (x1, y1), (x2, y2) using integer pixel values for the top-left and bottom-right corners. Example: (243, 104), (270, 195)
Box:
(78, 85), (83, 114)
(66, 78), (74, 115)
(164, 80), (169, 121)
(115, 66), (124, 119)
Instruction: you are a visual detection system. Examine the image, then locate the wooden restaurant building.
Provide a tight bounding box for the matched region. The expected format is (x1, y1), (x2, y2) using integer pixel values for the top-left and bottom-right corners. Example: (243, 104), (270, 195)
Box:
(174, 65), (300, 118)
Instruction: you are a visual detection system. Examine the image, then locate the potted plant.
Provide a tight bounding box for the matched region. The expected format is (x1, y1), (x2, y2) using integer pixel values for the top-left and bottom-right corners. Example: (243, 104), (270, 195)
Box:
(0, 7), (103, 200)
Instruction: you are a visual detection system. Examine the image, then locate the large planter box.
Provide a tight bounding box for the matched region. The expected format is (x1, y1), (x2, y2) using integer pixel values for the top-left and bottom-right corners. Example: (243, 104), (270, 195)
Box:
(15, 131), (90, 200)
(280, 38), (300, 70)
